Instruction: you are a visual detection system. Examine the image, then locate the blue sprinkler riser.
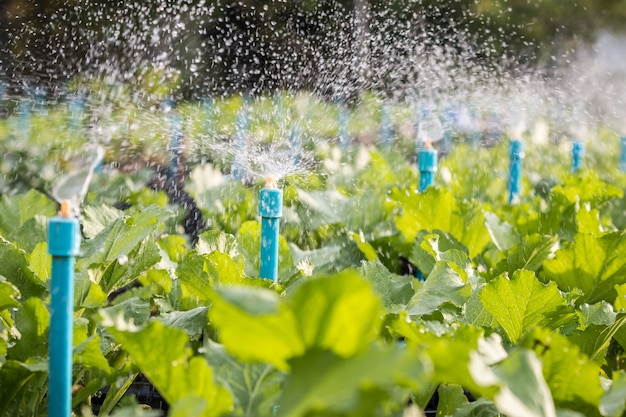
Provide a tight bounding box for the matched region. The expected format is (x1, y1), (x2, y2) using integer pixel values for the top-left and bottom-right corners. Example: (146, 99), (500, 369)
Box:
(418, 148), (438, 192)
(572, 140), (584, 173)
(259, 188), (283, 282)
(619, 136), (626, 172)
(508, 139), (524, 204)
(48, 216), (80, 417)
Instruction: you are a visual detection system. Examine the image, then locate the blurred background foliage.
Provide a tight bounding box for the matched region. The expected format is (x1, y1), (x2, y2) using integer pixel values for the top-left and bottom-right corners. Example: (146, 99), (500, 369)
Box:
(0, 0), (625, 98)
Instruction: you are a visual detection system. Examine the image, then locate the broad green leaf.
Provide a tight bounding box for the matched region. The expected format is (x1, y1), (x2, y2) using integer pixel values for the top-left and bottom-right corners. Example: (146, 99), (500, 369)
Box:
(576, 207), (603, 236)
(492, 349), (556, 417)
(28, 242), (50, 282)
(169, 396), (209, 417)
(107, 321), (233, 417)
(276, 345), (431, 417)
(520, 327), (603, 411)
(9, 297), (49, 362)
(196, 230), (240, 259)
(176, 252), (214, 305)
(614, 282), (626, 311)
(73, 318), (111, 374)
(407, 261), (471, 316)
(158, 234), (188, 263)
(409, 231), (469, 276)
(479, 270), (566, 343)
(100, 297), (151, 328)
(0, 237), (46, 299)
(81, 204), (122, 239)
(359, 261), (414, 310)
(600, 371), (626, 417)
(0, 278), (20, 311)
(543, 232), (626, 304)
(436, 384), (500, 417)
(81, 205), (171, 265)
(287, 271), (382, 357)
(155, 307), (208, 340)
(351, 232), (379, 261)
(74, 275), (108, 308)
(210, 286), (304, 371)
(571, 314), (626, 362)
(492, 234), (557, 277)
(463, 294), (496, 327)
(484, 211), (519, 251)
(0, 360), (47, 416)
(203, 340), (282, 417)
(96, 238), (161, 294)
(0, 190), (56, 240)
(577, 301), (616, 329)
(13, 215), (49, 253)
(205, 251), (247, 285)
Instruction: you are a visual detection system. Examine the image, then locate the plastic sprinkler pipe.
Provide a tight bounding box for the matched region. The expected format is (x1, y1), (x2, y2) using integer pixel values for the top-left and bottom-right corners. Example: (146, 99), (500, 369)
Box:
(202, 97), (214, 134)
(508, 138), (524, 204)
(380, 102), (392, 147)
(418, 141), (438, 192)
(259, 177), (283, 282)
(620, 136), (626, 172)
(48, 201), (80, 417)
(233, 98), (250, 181)
(571, 140), (584, 173)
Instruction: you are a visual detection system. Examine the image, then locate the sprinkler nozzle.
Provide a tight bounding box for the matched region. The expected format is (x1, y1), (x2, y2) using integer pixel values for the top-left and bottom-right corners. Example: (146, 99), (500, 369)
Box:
(59, 200), (72, 218)
(265, 176), (277, 189)
(424, 140), (433, 149)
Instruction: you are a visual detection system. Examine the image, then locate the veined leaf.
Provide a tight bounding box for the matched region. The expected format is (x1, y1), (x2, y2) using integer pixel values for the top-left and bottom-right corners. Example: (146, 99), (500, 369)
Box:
(484, 211), (519, 252)
(107, 320), (233, 417)
(543, 232), (626, 304)
(407, 261), (472, 316)
(359, 261), (414, 310)
(600, 371), (626, 417)
(479, 270), (566, 343)
(276, 345), (431, 417)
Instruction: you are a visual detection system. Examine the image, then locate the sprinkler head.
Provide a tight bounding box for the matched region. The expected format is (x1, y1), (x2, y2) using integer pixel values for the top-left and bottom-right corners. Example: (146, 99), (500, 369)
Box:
(424, 140), (433, 150)
(265, 176), (277, 189)
(59, 200), (72, 218)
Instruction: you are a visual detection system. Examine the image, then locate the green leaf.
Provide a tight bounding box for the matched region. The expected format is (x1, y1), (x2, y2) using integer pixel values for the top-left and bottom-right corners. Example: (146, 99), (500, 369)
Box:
(203, 340), (282, 417)
(81, 204), (122, 239)
(8, 297), (50, 362)
(0, 278), (20, 311)
(358, 261), (414, 310)
(287, 271), (382, 357)
(409, 231), (469, 276)
(484, 211), (519, 251)
(436, 384), (500, 417)
(28, 242), (51, 282)
(0, 237), (46, 299)
(479, 270), (566, 343)
(492, 349), (556, 417)
(107, 320), (233, 417)
(100, 297), (151, 328)
(407, 261), (471, 316)
(96, 238), (161, 294)
(155, 307), (208, 340)
(0, 190), (56, 241)
(492, 234), (557, 277)
(577, 301), (616, 329)
(519, 327), (603, 411)
(543, 232), (626, 304)
(209, 286), (304, 371)
(158, 234), (188, 263)
(600, 371), (626, 417)
(73, 318), (111, 374)
(571, 314), (626, 362)
(81, 205), (171, 265)
(276, 345), (431, 417)
(351, 233), (379, 261)
(196, 230), (240, 259)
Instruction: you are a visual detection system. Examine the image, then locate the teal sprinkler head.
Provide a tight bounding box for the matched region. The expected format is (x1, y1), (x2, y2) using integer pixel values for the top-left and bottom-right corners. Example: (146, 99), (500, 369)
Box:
(417, 115), (443, 192)
(259, 176), (283, 282)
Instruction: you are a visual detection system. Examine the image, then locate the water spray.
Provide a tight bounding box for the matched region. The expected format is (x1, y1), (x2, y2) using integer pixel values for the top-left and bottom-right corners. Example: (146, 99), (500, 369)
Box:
(380, 102), (393, 147)
(18, 95), (31, 140)
(233, 95), (250, 181)
(68, 92), (85, 132)
(201, 97), (215, 134)
(47, 200), (80, 417)
(259, 176), (283, 282)
(337, 98), (350, 149)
